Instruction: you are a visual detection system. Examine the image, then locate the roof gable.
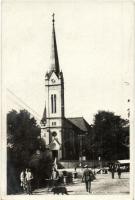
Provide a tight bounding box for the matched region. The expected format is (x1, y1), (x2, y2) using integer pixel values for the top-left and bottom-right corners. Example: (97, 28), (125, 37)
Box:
(49, 71), (59, 81)
(67, 117), (90, 133)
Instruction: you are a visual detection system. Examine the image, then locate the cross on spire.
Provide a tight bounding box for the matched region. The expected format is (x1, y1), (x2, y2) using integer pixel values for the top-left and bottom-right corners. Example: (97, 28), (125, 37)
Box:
(52, 13), (55, 24)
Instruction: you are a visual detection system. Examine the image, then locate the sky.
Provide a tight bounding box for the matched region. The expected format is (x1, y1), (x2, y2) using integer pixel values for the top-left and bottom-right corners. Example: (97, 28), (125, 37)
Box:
(3, 0), (134, 124)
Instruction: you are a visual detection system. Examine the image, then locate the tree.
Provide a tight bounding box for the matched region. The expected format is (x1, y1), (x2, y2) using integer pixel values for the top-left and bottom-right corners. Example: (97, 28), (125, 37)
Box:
(7, 110), (41, 167)
(7, 109), (41, 194)
(29, 149), (53, 188)
(91, 111), (129, 161)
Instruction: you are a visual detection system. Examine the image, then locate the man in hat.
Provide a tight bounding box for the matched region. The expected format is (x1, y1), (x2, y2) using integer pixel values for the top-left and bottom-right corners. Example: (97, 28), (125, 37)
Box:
(82, 165), (93, 193)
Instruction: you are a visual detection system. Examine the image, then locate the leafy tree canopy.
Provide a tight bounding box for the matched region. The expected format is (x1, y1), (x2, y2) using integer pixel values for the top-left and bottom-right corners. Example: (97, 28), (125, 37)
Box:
(7, 109), (42, 194)
(7, 109), (41, 168)
(91, 110), (129, 161)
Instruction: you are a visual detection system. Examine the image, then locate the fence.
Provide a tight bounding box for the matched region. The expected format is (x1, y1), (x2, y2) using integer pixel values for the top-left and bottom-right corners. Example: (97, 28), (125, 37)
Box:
(59, 160), (108, 169)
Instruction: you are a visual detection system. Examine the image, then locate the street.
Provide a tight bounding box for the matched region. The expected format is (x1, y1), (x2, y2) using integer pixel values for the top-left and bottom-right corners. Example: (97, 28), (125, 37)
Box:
(32, 172), (129, 195)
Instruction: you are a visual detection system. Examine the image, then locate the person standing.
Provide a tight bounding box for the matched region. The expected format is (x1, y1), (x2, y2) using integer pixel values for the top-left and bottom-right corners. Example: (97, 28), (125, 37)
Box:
(82, 165), (93, 193)
(50, 167), (59, 187)
(110, 164), (115, 179)
(73, 167), (78, 179)
(20, 170), (27, 192)
(26, 169), (33, 195)
(117, 166), (121, 179)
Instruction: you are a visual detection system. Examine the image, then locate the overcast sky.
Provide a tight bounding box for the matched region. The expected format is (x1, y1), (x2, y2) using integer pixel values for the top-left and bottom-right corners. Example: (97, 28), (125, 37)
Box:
(4, 0), (134, 124)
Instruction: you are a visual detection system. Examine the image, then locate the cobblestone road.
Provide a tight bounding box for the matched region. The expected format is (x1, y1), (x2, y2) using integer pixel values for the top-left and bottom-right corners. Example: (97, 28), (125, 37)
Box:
(32, 172), (129, 195)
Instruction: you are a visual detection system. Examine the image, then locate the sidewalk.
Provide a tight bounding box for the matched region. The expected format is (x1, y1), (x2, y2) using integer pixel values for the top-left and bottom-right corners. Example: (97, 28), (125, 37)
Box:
(32, 172), (129, 195)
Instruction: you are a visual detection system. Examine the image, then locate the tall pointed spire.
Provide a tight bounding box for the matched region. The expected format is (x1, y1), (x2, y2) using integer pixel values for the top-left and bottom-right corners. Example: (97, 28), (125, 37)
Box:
(50, 13), (60, 75)
(41, 102), (47, 125)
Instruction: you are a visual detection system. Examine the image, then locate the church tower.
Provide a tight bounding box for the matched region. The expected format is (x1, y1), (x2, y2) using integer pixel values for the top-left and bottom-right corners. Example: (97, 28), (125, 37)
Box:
(41, 14), (64, 160)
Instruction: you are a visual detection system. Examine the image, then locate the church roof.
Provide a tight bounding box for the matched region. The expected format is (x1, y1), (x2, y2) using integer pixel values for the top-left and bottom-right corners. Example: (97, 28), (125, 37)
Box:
(67, 117), (90, 133)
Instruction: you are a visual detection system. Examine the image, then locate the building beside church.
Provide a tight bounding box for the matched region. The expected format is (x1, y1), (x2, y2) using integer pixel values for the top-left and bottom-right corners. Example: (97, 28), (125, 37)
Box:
(41, 15), (91, 161)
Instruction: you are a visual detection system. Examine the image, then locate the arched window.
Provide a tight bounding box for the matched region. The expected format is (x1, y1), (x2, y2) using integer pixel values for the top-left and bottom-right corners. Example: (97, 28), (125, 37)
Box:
(51, 94), (57, 113)
(51, 94), (53, 113)
(54, 94), (56, 113)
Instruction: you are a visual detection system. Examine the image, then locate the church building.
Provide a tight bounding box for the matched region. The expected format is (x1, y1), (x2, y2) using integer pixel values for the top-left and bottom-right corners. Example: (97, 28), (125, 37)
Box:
(41, 15), (91, 161)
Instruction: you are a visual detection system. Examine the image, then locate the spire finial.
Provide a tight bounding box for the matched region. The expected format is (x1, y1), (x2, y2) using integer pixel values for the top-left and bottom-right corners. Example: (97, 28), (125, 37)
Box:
(52, 13), (55, 25)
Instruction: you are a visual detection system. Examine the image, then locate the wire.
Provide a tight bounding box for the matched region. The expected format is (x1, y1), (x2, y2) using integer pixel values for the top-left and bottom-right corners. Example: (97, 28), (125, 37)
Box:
(7, 95), (41, 123)
(6, 89), (41, 122)
(7, 88), (41, 118)
(7, 95), (41, 122)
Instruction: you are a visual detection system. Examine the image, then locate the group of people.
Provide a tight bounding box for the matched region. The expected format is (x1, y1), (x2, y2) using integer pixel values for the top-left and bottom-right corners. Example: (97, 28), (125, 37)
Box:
(20, 164), (122, 195)
(82, 164), (122, 193)
(49, 165), (95, 194)
(20, 168), (33, 194)
(110, 165), (122, 179)
(20, 166), (60, 194)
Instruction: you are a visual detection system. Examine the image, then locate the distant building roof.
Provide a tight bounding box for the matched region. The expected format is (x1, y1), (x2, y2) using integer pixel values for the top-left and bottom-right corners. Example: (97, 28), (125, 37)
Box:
(117, 160), (130, 164)
(67, 117), (90, 133)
